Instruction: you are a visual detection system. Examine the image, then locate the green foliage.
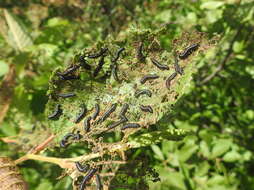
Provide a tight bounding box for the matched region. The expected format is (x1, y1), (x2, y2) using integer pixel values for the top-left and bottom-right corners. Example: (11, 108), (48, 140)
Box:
(0, 0), (254, 190)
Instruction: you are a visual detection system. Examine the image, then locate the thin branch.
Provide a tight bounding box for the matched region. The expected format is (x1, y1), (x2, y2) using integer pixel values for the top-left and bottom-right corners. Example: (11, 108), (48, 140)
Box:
(29, 134), (55, 154)
(95, 161), (127, 165)
(0, 136), (18, 143)
(100, 173), (115, 177)
(14, 142), (129, 168)
(14, 128), (189, 168)
(200, 28), (242, 84)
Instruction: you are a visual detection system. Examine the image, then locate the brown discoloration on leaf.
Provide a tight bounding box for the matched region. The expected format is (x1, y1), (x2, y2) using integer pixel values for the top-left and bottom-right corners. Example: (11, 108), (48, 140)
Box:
(0, 64), (16, 124)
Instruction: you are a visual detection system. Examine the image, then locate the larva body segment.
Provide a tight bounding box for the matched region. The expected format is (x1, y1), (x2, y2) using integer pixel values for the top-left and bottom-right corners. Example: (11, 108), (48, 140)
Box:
(88, 47), (108, 59)
(75, 162), (90, 173)
(59, 133), (80, 148)
(58, 93), (76, 98)
(135, 89), (152, 98)
(150, 58), (169, 70)
(107, 117), (127, 130)
(137, 42), (145, 61)
(97, 103), (117, 123)
(119, 103), (129, 118)
(111, 64), (119, 81)
(57, 71), (80, 80)
(60, 65), (80, 76)
(174, 56), (184, 75)
(179, 43), (199, 60)
(84, 116), (92, 132)
(79, 168), (98, 190)
(112, 47), (125, 62)
(165, 72), (177, 89)
(48, 104), (62, 120)
(140, 74), (159, 84)
(95, 174), (103, 190)
(0, 157), (28, 190)
(74, 106), (87, 124)
(79, 56), (91, 70)
(92, 104), (100, 120)
(121, 123), (141, 130)
(93, 56), (106, 77)
(140, 105), (153, 113)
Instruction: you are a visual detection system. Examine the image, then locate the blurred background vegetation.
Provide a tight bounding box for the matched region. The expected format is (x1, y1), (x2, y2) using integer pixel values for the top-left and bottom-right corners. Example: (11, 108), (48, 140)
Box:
(0, 0), (254, 189)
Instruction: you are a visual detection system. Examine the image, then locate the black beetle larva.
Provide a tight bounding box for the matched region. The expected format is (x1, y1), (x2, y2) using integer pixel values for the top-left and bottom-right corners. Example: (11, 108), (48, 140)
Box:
(58, 93), (76, 98)
(63, 75), (80, 80)
(93, 56), (106, 77)
(140, 74), (159, 84)
(48, 104), (62, 120)
(88, 48), (108, 59)
(150, 58), (169, 70)
(57, 73), (80, 80)
(97, 103), (117, 123)
(135, 89), (152, 98)
(119, 103), (129, 118)
(174, 55), (183, 75)
(107, 116), (128, 130)
(79, 168), (98, 190)
(62, 133), (76, 142)
(121, 123), (141, 130)
(75, 162), (90, 173)
(74, 132), (82, 140)
(119, 114), (128, 122)
(140, 105), (153, 113)
(179, 43), (199, 60)
(112, 64), (119, 81)
(61, 65), (80, 76)
(84, 116), (92, 132)
(95, 174), (103, 190)
(60, 139), (67, 148)
(60, 133), (76, 148)
(137, 42), (145, 61)
(79, 55), (92, 70)
(112, 47), (125, 62)
(92, 104), (100, 120)
(165, 72), (177, 89)
(74, 106), (87, 124)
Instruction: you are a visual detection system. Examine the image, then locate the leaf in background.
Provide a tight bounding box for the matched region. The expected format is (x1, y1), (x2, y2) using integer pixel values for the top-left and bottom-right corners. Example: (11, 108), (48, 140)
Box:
(211, 139), (232, 158)
(0, 60), (9, 77)
(200, 1), (225, 10)
(199, 141), (211, 158)
(223, 151), (241, 163)
(4, 9), (33, 51)
(233, 41), (244, 53)
(165, 172), (186, 190)
(195, 161), (211, 177)
(149, 166), (186, 190)
(151, 145), (165, 161)
(179, 162), (195, 190)
(177, 139), (198, 162)
(36, 179), (53, 190)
